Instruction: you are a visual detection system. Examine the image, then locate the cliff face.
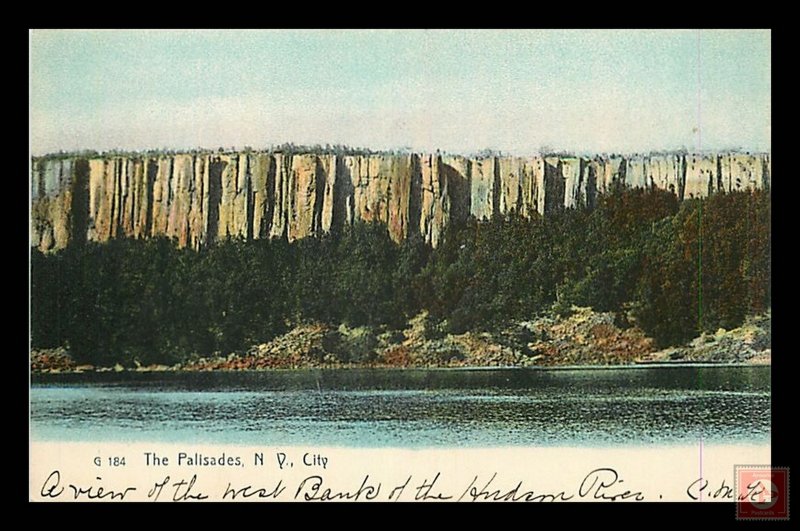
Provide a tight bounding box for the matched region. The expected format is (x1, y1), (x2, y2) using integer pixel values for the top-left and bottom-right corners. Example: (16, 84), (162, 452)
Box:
(31, 158), (77, 251)
(31, 149), (771, 252)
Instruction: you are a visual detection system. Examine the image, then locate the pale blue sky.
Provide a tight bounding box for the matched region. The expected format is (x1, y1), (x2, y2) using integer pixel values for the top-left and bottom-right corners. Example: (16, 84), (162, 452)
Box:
(29, 29), (770, 156)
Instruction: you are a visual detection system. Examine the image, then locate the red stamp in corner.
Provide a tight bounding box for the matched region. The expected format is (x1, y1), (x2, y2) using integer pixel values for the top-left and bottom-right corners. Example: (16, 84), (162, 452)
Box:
(735, 465), (790, 520)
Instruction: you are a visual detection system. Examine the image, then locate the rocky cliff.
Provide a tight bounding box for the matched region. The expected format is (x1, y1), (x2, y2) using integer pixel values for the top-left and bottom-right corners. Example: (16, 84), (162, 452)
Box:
(31, 149), (771, 251)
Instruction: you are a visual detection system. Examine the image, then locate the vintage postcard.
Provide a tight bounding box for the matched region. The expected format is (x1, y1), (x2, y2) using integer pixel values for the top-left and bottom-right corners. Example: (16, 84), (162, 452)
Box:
(29, 29), (776, 509)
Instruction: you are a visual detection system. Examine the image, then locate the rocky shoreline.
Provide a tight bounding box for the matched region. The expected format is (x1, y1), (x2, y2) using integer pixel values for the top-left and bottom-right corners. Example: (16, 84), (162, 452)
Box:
(30, 308), (771, 374)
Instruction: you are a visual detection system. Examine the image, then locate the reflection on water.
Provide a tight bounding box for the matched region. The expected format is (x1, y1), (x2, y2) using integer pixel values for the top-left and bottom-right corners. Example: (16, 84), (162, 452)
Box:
(30, 366), (770, 447)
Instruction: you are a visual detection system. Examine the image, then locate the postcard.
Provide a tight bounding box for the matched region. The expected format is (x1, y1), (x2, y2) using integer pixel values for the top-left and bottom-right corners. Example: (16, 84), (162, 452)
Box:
(29, 29), (779, 512)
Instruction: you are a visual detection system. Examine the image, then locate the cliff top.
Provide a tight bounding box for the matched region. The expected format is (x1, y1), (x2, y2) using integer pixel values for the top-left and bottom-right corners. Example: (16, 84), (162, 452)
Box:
(31, 144), (771, 163)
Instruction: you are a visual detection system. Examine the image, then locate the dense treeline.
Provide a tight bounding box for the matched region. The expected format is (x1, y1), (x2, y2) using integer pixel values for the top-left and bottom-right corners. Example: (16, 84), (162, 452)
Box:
(33, 142), (387, 161)
(30, 189), (770, 365)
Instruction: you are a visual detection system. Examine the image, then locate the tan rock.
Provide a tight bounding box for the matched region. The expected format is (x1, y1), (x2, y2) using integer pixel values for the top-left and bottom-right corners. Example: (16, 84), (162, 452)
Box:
(151, 156), (173, 237)
(598, 156), (626, 194)
(542, 157), (565, 214)
(217, 153), (238, 239)
(441, 155), (470, 223)
(30, 148), (773, 252)
(684, 154), (716, 199)
(419, 154), (450, 247)
(387, 155), (415, 242)
(340, 155), (360, 226)
(188, 154), (206, 249)
(469, 157), (496, 220)
(646, 154), (683, 196)
(270, 152), (291, 239)
(87, 158), (107, 241)
(167, 154), (193, 246)
(520, 156), (544, 217)
(625, 155), (648, 190)
(561, 157), (583, 209)
(233, 153), (250, 237)
(288, 153), (319, 241)
(498, 156), (522, 215)
(717, 152), (768, 193)
(128, 158), (148, 239)
(319, 154), (337, 234)
(250, 152), (274, 240)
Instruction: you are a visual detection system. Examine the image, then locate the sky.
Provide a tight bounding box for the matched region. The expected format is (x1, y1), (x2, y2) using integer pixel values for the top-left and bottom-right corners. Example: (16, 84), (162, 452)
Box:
(29, 29), (771, 156)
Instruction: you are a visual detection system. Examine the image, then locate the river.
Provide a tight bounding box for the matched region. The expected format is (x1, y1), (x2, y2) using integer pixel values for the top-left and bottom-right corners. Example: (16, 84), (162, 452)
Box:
(30, 365), (770, 447)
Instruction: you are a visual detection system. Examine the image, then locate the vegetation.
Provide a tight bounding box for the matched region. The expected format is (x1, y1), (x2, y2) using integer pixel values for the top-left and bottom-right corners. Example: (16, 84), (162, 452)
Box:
(31, 143), (388, 163)
(30, 188), (770, 365)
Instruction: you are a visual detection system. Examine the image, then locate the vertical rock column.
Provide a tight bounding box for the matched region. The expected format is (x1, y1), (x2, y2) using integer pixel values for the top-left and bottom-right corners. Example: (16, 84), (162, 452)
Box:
(346, 155), (366, 223)
(717, 154), (732, 192)
(646, 154), (683, 196)
(31, 158), (75, 251)
(199, 154), (212, 245)
(166, 154), (194, 247)
(533, 156), (548, 216)
(561, 157), (583, 209)
(626, 155), (648, 190)
(118, 158), (134, 238)
(30, 162), (42, 248)
(346, 154), (400, 232)
(250, 153), (275, 240)
(126, 159), (146, 239)
(59, 158), (77, 247)
(87, 158), (110, 241)
(419, 154), (450, 247)
(598, 156), (626, 194)
(724, 153), (766, 192)
(580, 159), (598, 209)
(542, 157), (565, 215)
(498, 157), (522, 215)
(56, 159), (74, 248)
(516, 156), (542, 218)
(287, 153), (320, 241)
(270, 152), (291, 239)
(109, 159), (122, 239)
(470, 157), (497, 220)
(341, 155), (361, 228)
(387, 154), (415, 242)
(684, 154), (717, 198)
(188, 154), (206, 249)
(234, 153), (251, 238)
(319, 154), (337, 234)
(219, 153), (249, 239)
(364, 156), (392, 224)
(441, 155), (470, 224)
(150, 156), (173, 237)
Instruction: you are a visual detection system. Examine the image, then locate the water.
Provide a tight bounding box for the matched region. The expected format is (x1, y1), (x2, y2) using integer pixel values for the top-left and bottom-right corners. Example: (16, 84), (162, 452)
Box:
(30, 366), (770, 447)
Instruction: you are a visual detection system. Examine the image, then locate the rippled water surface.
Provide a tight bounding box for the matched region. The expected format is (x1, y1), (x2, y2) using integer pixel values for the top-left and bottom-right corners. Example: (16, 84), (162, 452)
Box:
(30, 366), (770, 447)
